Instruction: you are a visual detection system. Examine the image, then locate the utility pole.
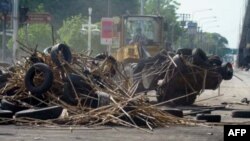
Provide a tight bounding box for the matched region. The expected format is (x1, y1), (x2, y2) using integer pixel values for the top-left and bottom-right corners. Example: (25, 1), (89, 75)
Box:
(0, 0), (11, 61)
(157, 0), (160, 15)
(13, 0), (19, 62)
(2, 13), (7, 61)
(179, 13), (190, 48)
(140, 0), (144, 15)
(87, 7), (92, 54)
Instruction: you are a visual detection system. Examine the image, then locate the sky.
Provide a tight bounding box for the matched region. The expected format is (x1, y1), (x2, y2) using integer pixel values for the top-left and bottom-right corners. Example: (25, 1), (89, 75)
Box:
(177, 0), (247, 48)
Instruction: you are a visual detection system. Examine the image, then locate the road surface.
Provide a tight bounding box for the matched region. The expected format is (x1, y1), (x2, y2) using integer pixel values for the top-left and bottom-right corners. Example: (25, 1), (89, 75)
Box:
(0, 69), (249, 141)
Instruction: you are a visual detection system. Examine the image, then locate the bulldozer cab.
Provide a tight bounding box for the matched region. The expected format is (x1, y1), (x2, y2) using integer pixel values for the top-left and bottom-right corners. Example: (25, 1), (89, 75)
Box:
(113, 15), (164, 63)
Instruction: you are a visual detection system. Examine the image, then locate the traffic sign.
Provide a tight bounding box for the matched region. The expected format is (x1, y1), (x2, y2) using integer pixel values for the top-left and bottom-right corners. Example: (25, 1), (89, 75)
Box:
(27, 13), (51, 24)
(101, 18), (113, 45)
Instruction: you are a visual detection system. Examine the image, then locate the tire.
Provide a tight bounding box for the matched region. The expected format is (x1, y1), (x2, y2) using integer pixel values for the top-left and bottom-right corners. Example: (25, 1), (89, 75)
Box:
(20, 96), (47, 107)
(61, 82), (77, 105)
(3, 87), (20, 96)
(50, 44), (72, 67)
(172, 90), (197, 106)
(0, 110), (13, 118)
(64, 74), (97, 107)
(221, 63), (233, 80)
(96, 91), (110, 107)
(176, 48), (192, 56)
(232, 110), (250, 118)
(196, 114), (221, 122)
(43, 46), (52, 55)
(208, 55), (222, 66)
(192, 48), (208, 66)
(24, 63), (54, 95)
(163, 108), (183, 117)
(173, 55), (187, 72)
(1, 98), (28, 113)
(156, 86), (197, 106)
(65, 73), (92, 94)
(0, 82), (6, 89)
(15, 106), (63, 120)
(0, 74), (9, 83)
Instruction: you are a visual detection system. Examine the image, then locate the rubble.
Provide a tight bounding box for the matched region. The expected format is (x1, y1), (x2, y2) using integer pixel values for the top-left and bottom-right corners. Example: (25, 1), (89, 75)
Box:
(0, 43), (233, 130)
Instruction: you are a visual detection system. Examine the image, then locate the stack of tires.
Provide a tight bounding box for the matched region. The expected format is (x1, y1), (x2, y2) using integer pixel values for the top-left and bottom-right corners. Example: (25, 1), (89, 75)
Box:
(156, 48), (234, 106)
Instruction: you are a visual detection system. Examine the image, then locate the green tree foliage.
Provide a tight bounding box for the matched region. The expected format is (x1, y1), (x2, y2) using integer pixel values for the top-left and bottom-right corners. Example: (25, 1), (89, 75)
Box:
(20, 0), (139, 29)
(57, 15), (106, 55)
(7, 24), (52, 51)
(57, 15), (86, 51)
(178, 31), (229, 57)
(144, 0), (182, 43)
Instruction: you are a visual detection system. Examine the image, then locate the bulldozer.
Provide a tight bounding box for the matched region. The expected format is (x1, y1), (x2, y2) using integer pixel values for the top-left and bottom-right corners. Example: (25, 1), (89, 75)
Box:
(112, 15), (166, 64)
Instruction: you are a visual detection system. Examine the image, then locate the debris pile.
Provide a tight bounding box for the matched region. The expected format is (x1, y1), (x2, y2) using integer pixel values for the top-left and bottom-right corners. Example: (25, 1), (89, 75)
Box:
(0, 43), (194, 130)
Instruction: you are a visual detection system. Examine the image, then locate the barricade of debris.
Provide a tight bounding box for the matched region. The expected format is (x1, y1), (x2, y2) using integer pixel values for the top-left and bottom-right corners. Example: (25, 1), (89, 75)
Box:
(0, 43), (233, 130)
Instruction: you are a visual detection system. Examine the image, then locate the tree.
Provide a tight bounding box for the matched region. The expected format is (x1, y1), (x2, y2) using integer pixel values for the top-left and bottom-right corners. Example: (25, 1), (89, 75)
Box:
(20, 0), (139, 29)
(144, 0), (182, 44)
(57, 15), (106, 55)
(7, 23), (53, 51)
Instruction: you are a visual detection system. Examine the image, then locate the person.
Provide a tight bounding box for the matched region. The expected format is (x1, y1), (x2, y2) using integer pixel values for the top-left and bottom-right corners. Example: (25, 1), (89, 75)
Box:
(129, 27), (148, 45)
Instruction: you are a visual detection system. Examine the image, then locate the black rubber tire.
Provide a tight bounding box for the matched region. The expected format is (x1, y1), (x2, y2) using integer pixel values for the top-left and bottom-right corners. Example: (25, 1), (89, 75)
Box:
(208, 55), (222, 66)
(64, 73), (98, 107)
(177, 48), (192, 56)
(0, 110), (13, 118)
(50, 44), (72, 67)
(24, 63), (54, 95)
(20, 96), (47, 107)
(156, 86), (197, 106)
(172, 90), (197, 106)
(221, 63), (233, 80)
(0, 74), (9, 83)
(196, 114), (221, 122)
(192, 48), (208, 66)
(43, 46), (52, 55)
(15, 106), (63, 120)
(1, 98), (28, 113)
(0, 82), (6, 89)
(65, 73), (92, 94)
(163, 108), (183, 117)
(232, 110), (250, 118)
(173, 55), (187, 72)
(3, 87), (20, 96)
(61, 82), (78, 105)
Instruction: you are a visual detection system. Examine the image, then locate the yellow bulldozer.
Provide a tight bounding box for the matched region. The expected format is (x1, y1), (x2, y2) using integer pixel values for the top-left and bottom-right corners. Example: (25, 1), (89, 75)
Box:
(112, 15), (166, 64)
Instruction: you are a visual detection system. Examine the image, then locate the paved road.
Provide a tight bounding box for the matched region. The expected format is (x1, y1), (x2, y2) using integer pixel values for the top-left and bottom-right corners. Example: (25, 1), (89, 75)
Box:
(0, 70), (249, 141)
(0, 125), (223, 141)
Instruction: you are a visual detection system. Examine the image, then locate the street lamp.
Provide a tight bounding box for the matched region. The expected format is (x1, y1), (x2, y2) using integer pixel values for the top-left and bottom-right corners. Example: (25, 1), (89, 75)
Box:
(81, 7), (100, 54)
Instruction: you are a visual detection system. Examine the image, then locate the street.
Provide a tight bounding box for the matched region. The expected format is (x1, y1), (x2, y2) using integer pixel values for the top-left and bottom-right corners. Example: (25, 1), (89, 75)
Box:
(0, 69), (249, 141)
